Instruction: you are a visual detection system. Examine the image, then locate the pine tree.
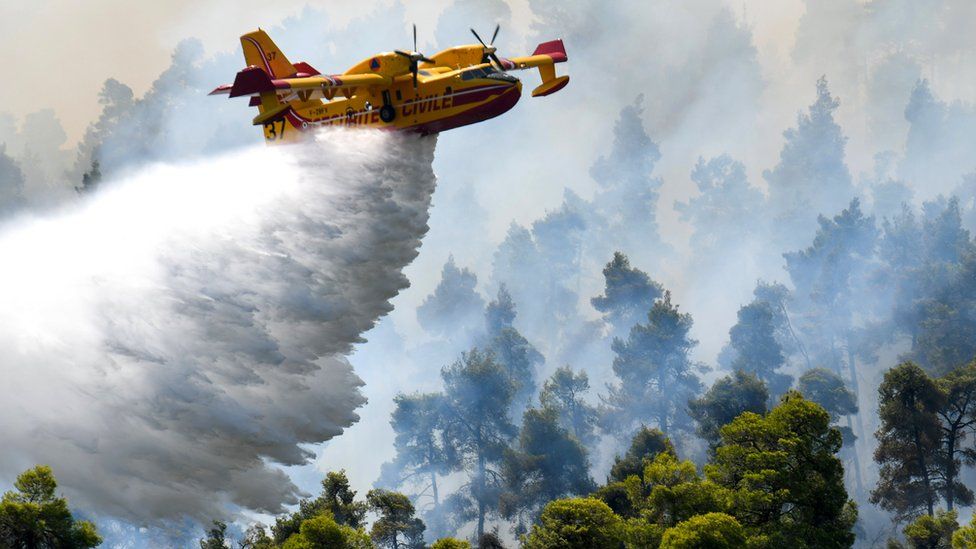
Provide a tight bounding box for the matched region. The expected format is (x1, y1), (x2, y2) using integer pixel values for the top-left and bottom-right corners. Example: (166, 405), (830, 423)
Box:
(379, 393), (457, 512)
(0, 466), (102, 548)
(871, 363), (943, 520)
(675, 155), (766, 256)
(727, 302), (791, 397)
(591, 252), (663, 338)
(603, 292), (702, 440)
(440, 349), (517, 541)
(539, 366), (598, 446)
(366, 489), (426, 549)
(499, 407), (595, 534)
(689, 370), (768, 452)
(764, 76), (855, 246)
(417, 256), (485, 342)
(708, 392), (857, 547)
(484, 286), (543, 414)
(589, 95), (665, 259)
(200, 521), (229, 549)
(933, 362), (976, 512)
(797, 368), (858, 443)
(484, 285), (516, 335)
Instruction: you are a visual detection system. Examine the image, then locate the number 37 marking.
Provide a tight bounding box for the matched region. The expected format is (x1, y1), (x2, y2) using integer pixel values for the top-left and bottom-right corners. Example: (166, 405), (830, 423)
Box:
(263, 120), (286, 141)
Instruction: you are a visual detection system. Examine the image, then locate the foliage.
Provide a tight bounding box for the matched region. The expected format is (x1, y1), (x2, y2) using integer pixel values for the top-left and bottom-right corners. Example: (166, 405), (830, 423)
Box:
(784, 199), (878, 381)
(487, 326), (543, 415)
(485, 284), (517, 335)
(499, 407), (595, 533)
(200, 520), (229, 549)
(798, 367), (858, 443)
(380, 392), (456, 507)
(588, 96), (666, 257)
(689, 370), (769, 451)
(522, 498), (624, 549)
(659, 513), (747, 549)
(481, 286), (545, 414)
(707, 391), (857, 547)
(603, 291), (702, 441)
(281, 513), (373, 549)
(901, 509), (958, 549)
(608, 427), (675, 483)
(764, 76), (854, 244)
(272, 471), (368, 544)
(871, 363), (947, 520)
(591, 252), (663, 337)
(440, 349), (517, 540)
(322, 471), (369, 528)
(625, 453), (727, 528)
(0, 465), (102, 548)
(798, 367), (858, 418)
(418, 257), (486, 340)
(953, 511), (976, 548)
(934, 361), (976, 511)
(365, 489), (425, 549)
(874, 360), (976, 522)
(538, 366), (598, 446)
(239, 525), (275, 549)
(430, 539), (471, 549)
(728, 302), (791, 397)
(675, 155), (766, 257)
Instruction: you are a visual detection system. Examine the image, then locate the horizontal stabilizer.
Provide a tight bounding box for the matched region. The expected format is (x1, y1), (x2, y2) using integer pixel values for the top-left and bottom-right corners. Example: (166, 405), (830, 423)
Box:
(532, 75), (570, 97)
(229, 66), (275, 98)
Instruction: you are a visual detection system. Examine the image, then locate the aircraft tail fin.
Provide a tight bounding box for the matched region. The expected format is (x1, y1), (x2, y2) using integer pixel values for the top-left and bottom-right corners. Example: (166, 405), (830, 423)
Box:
(530, 40), (570, 97)
(240, 29), (297, 78)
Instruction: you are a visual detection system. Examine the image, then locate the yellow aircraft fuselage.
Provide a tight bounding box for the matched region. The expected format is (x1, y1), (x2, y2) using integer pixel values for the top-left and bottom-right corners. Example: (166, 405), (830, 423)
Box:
(266, 60), (523, 143)
(211, 30), (569, 143)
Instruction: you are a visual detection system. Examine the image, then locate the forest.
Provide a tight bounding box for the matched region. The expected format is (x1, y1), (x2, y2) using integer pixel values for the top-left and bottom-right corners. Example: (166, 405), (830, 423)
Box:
(2, 0), (976, 548)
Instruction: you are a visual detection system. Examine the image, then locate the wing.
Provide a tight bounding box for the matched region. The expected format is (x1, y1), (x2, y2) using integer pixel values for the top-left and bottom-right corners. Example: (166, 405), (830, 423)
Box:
(210, 66), (392, 101)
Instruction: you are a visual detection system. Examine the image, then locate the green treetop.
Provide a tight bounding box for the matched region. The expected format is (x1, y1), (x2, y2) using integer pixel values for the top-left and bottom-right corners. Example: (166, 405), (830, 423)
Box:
(0, 465), (102, 549)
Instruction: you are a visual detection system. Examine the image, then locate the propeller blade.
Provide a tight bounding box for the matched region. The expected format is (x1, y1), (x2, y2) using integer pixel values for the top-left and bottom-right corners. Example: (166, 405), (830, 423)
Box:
(413, 23), (418, 53)
(412, 65), (418, 89)
(421, 56), (436, 64)
(395, 50), (412, 58)
(490, 23), (500, 45)
(470, 28), (488, 48)
(489, 52), (505, 70)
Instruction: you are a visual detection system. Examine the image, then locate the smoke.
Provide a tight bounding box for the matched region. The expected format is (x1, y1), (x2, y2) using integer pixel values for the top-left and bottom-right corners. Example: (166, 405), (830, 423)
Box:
(0, 128), (437, 525)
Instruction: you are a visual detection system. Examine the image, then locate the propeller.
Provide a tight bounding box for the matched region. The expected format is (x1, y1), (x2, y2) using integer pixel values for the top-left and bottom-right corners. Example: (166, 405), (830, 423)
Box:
(470, 24), (505, 70)
(395, 24), (435, 89)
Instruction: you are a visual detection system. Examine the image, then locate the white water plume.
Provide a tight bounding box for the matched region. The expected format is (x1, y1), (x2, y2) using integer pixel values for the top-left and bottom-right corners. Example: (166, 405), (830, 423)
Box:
(0, 129), (437, 524)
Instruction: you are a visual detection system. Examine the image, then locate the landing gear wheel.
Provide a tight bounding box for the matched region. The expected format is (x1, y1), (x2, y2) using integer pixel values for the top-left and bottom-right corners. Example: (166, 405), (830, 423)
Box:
(379, 104), (396, 123)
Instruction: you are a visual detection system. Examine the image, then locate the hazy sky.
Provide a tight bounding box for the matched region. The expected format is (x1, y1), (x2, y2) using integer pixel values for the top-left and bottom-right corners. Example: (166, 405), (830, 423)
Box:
(0, 0), (801, 144)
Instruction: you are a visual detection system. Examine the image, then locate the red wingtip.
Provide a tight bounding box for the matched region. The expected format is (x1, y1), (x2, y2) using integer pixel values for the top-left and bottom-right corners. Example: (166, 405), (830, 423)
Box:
(209, 84), (232, 96)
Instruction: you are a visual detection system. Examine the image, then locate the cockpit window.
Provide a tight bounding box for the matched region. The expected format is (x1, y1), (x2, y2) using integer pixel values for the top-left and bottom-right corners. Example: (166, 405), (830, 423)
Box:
(461, 66), (497, 80)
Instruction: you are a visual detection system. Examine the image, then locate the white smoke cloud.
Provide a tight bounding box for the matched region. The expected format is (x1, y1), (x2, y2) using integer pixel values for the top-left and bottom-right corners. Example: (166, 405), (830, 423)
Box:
(0, 128), (437, 525)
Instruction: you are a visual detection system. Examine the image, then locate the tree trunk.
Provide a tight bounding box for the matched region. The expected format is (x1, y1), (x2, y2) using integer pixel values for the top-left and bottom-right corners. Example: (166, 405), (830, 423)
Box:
(431, 470), (440, 507)
(477, 430), (486, 541)
(846, 347), (865, 498)
(914, 428), (935, 516)
(946, 429), (957, 511)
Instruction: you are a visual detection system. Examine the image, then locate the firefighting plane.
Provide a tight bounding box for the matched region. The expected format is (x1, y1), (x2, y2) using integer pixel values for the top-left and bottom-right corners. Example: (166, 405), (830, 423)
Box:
(210, 25), (568, 142)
